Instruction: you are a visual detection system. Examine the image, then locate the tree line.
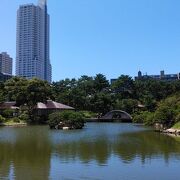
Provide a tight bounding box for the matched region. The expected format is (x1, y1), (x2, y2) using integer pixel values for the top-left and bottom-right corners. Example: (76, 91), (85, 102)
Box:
(0, 74), (180, 126)
(52, 74), (180, 112)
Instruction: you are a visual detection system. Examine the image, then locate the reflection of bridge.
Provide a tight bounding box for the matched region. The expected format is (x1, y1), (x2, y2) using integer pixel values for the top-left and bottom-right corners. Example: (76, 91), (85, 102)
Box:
(100, 110), (132, 122)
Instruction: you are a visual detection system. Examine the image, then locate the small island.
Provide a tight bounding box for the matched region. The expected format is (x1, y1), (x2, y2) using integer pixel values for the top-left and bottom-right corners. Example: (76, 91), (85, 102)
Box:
(48, 111), (85, 130)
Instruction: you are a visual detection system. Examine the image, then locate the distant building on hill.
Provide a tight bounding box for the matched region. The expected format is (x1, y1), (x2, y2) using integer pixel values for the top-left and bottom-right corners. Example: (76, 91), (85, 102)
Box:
(0, 52), (13, 75)
(135, 70), (180, 81)
(110, 70), (180, 84)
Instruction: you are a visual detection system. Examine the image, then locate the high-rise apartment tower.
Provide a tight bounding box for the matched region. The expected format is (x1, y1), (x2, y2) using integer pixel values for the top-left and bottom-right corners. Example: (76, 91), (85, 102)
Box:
(0, 52), (13, 75)
(16, 0), (52, 82)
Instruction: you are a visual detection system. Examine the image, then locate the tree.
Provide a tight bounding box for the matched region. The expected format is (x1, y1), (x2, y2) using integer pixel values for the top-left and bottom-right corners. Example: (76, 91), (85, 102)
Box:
(48, 111), (85, 129)
(111, 75), (135, 99)
(114, 99), (138, 114)
(5, 77), (52, 123)
(25, 78), (53, 122)
(70, 87), (87, 110)
(52, 78), (77, 105)
(4, 77), (28, 104)
(0, 82), (5, 103)
(154, 93), (180, 127)
(90, 92), (112, 114)
(94, 74), (109, 92)
(77, 75), (94, 95)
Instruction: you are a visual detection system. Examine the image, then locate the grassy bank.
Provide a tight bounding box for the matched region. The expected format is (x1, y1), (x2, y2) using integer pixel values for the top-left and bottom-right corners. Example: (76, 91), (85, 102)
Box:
(172, 122), (180, 129)
(1, 119), (27, 127)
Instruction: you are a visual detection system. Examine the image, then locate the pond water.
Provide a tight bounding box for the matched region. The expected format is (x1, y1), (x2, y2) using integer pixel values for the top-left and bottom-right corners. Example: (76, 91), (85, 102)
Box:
(0, 123), (180, 180)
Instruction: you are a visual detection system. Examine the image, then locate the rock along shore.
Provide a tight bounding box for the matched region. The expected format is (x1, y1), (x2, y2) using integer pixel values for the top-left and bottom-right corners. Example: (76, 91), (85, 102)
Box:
(162, 128), (180, 136)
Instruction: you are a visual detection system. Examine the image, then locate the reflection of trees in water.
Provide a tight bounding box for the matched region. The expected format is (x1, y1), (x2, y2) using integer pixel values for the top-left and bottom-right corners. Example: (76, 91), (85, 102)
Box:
(0, 127), (51, 180)
(113, 131), (180, 164)
(55, 138), (110, 165)
(54, 131), (180, 165)
(0, 127), (180, 179)
(0, 143), (12, 178)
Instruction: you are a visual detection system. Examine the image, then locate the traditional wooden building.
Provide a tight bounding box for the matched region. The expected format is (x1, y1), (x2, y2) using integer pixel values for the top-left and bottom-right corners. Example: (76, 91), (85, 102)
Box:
(0, 102), (19, 111)
(35, 100), (75, 116)
(0, 100), (75, 116)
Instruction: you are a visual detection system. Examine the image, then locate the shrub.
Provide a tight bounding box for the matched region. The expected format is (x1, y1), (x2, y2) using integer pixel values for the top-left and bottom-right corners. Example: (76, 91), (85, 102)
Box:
(133, 111), (154, 125)
(19, 112), (29, 122)
(0, 115), (5, 123)
(154, 106), (175, 125)
(175, 113), (180, 122)
(12, 117), (20, 123)
(79, 111), (97, 118)
(48, 112), (62, 128)
(133, 111), (147, 123)
(143, 112), (155, 125)
(2, 109), (14, 118)
(172, 121), (180, 129)
(48, 111), (85, 129)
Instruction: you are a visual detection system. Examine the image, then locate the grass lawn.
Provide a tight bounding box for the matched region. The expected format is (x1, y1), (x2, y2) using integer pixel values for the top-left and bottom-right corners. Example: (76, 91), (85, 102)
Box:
(3, 119), (27, 126)
(79, 111), (97, 118)
(172, 122), (180, 129)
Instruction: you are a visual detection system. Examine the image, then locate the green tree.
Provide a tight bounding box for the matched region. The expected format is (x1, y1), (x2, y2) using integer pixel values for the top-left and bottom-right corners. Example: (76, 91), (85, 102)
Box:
(0, 115), (5, 124)
(25, 78), (53, 122)
(94, 74), (109, 92)
(90, 92), (112, 114)
(111, 75), (135, 99)
(52, 78), (77, 105)
(154, 93), (180, 127)
(114, 99), (138, 114)
(0, 82), (5, 103)
(48, 111), (85, 129)
(77, 75), (94, 95)
(5, 77), (28, 104)
(5, 77), (52, 123)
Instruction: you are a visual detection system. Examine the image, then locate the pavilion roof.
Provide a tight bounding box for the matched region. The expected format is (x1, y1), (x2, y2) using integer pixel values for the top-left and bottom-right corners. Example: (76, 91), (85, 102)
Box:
(0, 100), (75, 110)
(0, 102), (19, 109)
(36, 100), (75, 110)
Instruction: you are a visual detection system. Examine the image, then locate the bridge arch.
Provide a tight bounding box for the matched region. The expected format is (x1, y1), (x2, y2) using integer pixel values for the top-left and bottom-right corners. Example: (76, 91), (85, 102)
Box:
(100, 110), (132, 122)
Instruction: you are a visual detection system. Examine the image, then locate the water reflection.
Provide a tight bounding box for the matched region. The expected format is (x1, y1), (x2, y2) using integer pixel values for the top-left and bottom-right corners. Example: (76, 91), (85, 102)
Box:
(53, 130), (180, 165)
(0, 126), (51, 180)
(0, 123), (180, 179)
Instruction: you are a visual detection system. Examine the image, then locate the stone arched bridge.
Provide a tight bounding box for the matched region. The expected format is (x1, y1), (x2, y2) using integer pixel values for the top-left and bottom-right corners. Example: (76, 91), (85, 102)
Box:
(99, 110), (132, 122)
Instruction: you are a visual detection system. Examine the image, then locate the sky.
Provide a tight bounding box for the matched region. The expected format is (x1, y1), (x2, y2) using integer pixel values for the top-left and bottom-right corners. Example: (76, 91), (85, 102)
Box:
(0, 0), (180, 81)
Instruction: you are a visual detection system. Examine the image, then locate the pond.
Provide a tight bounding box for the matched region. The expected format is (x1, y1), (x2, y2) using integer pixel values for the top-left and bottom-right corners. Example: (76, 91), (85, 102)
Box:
(0, 123), (180, 180)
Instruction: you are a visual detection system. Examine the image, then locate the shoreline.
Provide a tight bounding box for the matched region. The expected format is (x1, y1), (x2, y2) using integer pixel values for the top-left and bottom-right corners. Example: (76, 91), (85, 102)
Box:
(161, 128), (180, 136)
(1, 121), (180, 137)
(0, 122), (27, 127)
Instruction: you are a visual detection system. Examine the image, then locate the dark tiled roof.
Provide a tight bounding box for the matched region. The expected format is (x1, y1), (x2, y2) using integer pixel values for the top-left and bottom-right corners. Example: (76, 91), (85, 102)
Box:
(0, 100), (75, 110)
(36, 100), (75, 110)
(0, 102), (19, 109)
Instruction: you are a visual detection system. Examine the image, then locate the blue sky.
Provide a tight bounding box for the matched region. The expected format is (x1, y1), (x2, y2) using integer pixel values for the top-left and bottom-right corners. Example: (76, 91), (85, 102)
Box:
(0, 0), (180, 81)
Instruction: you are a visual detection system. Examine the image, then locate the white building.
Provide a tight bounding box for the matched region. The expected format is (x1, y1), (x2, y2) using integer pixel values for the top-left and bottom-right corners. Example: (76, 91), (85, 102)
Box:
(16, 0), (52, 83)
(0, 52), (13, 75)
